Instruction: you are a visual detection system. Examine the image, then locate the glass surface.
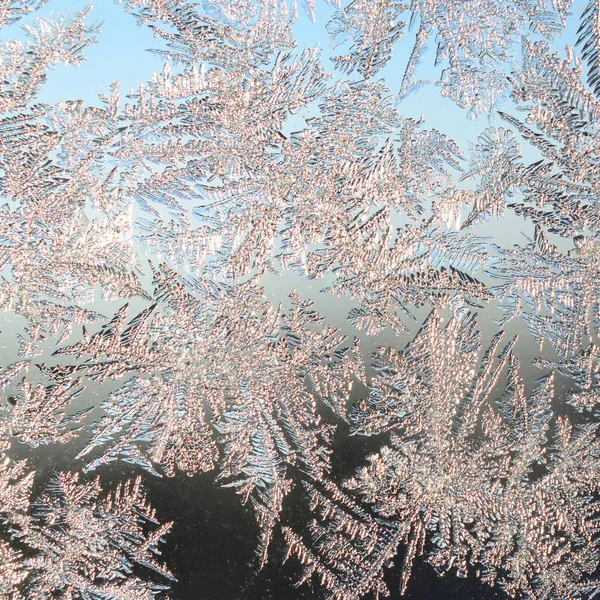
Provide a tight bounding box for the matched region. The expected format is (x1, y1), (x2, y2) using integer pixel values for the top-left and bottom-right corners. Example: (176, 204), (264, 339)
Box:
(1, 1), (599, 598)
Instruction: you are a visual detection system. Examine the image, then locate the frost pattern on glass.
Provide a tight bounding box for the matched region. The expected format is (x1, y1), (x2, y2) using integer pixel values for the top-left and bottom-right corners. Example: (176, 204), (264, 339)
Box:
(0, 443), (172, 599)
(1, 0), (600, 598)
(326, 0), (572, 114)
(285, 314), (600, 598)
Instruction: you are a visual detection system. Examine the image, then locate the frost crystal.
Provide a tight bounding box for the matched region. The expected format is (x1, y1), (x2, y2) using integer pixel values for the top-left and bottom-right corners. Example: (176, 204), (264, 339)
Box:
(285, 315), (600, 599)
(0, 440), (171, 599)
(23, 473), (173, 600)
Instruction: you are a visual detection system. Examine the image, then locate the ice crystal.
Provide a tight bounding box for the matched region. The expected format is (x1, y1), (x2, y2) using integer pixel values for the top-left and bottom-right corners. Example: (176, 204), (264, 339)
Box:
(0, 376), (88, 447)
(577, 0), (600, 97)
(0, 0), (47, 28)
(285, 313), (600, 599)
(283, 478), (403, 600)
(537, 343), (600, 413)
(0, 7), (97, 111)
(0, 444), (32, 599)
(0, 438), (172, 599)
(326, 0), (572, 114)
(22, 473), (173, 600)
(464, 37), (600, 355)
(487, 226), (600, 356)
(66, 272), (361, 562)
